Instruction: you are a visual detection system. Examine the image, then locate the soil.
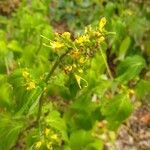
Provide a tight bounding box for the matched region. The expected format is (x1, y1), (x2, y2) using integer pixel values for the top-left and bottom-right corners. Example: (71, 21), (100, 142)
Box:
(114, 104), (150, 150)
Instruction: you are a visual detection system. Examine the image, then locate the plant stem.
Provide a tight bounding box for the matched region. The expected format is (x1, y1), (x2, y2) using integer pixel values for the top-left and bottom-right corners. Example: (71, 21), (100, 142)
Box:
(36, 49), (71, 123)
(99, 48), (113, 80)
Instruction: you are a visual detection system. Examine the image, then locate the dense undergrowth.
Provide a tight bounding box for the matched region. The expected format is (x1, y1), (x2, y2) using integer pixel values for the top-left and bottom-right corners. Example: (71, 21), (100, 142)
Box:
(0, 0), (150, 150)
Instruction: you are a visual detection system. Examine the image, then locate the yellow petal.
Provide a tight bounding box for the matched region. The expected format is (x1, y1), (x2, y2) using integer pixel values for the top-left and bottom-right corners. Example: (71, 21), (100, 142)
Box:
(75, 74), (88, 89)
(26, 81), (36, 90)
(35, 141), (42, 149)
(22, 70), (29, 79)
(99, 17), (107, 31)
(45, 128), (50, 136)
(62, 32), (71, 39)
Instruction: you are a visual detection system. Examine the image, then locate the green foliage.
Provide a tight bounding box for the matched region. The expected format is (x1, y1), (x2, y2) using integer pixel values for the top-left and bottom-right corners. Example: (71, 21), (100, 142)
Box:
(0, 114), (24, 150)
(0, 0), (149, 150)
(101, 94), (133, 129)
(135, 80), (150, 98)
(69, 130), (103, 150)
(116, 55), (146, 82)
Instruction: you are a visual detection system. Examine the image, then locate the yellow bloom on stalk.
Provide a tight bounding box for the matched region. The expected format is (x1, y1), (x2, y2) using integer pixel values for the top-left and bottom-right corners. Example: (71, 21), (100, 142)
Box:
(99, 17), (107, 31)
(50, 41), (64, 49)
(94, 31), (101, 37)
(70, 50), (80, 59)
(78, 69), (83, 73)
(51, 134), (59, 141)
(61, 32), (71, 39)
(79, 57), (86, 64)
(75, 35), (89, 45)
(26, 81), (36, 90)
(73, 64), (77, 68)
(98, 36), (105, 44)
(128, 89), (135, 95)
(22, 70), (29, 79)
(64, 65), (72, 74)
(75, 74), (88, 89)
(47, 142), (53, 150)
(35, 141), (42, 149)
(45, 128), (50, 137)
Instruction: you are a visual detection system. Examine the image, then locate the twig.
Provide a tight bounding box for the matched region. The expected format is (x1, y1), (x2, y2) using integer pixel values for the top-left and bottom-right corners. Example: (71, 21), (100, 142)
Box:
(36, 49), (71, 123)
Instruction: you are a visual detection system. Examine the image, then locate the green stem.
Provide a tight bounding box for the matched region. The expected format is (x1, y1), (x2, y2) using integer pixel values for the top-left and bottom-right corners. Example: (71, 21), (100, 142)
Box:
(99, 48), (113, 80)
(36, 49), (71, 123)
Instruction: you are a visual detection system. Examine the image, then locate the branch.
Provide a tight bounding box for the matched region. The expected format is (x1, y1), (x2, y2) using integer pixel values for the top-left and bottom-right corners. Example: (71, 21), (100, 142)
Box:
(36, 49), (71, 123)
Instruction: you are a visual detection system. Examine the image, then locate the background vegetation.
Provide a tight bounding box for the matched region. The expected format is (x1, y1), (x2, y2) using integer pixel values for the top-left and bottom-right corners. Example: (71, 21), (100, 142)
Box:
(0, 0), (150, 150)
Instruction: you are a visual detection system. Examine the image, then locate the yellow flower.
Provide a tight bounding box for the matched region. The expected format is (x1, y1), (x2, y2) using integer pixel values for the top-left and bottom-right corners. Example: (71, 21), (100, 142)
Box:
(51, 134), (58, 141)
(35, 141), (42, 149)
(47, 142), (52, 150)
(94, 31), (101, 37)
(70, 50), (80, 59)
(98, 36), (105, 43)
(61, 32), (71, 39)
(45, 128), (50, 137)
(22, 70), (29, 79)
(128, 89), (135, 95)
(73, 64), (77, 68)
(79, 57), (86, 64)
(84, 25), (92, 34)
(75, 35), (89, 45)
(78, 69), (83, 73)
(99, 17), (107, 31)
(75, 74), (88, 89)
(64, 65), (72, 73)
(26, 81), (36, 90)
(50, 41), (64, 49)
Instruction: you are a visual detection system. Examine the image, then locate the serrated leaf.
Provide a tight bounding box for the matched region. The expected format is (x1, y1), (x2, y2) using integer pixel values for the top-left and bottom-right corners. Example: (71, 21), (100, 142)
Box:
(101, 94), (133, 129)
(69, 130), (93, 150)
(117, 55), (146, 82)
(46, 111), (68, 142)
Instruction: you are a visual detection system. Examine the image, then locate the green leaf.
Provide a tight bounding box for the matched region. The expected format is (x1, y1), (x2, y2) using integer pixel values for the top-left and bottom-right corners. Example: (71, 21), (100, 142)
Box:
(0, 114), (24, 150)
(45, 111), (68, 142)
(15, 86), (43, 116)
(9, 69), (43, 114)
(86, 140), (103, 150)
(101, 94), (133, 129)
(118, 36), (131, 60)
(69, 130), (93, 150)
(117, 55), (146, 82)
(135, 80), (150, 98)
(7, 40), (22, 57)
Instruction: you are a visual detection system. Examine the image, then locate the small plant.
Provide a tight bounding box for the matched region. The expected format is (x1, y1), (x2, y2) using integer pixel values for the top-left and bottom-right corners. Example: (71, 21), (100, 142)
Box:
(0, 0), (149, 150)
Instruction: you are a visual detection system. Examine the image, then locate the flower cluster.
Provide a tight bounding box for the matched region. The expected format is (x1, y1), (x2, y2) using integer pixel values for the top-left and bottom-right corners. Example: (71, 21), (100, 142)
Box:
(22, 69), (36, 90)
(34, 127), (60, 150)
(44, 17), (108, 88)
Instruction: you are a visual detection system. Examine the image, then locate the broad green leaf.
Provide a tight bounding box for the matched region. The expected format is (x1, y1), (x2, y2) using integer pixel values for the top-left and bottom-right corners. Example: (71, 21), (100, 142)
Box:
(135, 80), (150, 98)
(0, 75), (11, 110)
(86, 140), (103, 150)
(117, 55), (146, 82)
(45, 111), (68, 142)
(69, 130), (93, 150)
(0, 114), (24, 150)
(0, 40), (7, 55)
(15, 86), (43, 116)
(7, 40), (22, 57)
(101, 94), (133, 129)
(118, 36), (131, 60)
